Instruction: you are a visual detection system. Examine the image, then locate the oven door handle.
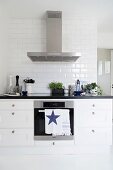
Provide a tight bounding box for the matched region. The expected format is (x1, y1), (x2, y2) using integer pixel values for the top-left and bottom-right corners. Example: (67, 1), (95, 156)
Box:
(38, 110), (45, 112)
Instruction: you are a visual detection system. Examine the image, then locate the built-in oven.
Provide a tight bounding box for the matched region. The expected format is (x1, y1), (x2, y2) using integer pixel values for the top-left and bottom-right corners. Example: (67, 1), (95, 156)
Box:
(34, 100), (74, 140)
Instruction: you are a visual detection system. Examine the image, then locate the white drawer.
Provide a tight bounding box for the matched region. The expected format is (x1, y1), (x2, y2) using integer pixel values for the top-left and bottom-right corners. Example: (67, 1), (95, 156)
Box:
(75, 109), (112, 127)
(0, 110), (33, 128)
(0, 100), (33, 110)
(75, 99), (112, 127)
(34, 140), (74, 147)
(75, 127), (112, 145)
(75, 99), (112, 111)
(0, 129), (34, 146)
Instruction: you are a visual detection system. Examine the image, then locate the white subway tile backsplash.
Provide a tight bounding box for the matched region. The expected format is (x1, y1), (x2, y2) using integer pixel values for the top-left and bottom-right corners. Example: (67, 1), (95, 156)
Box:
(71, 69), (80, 73)
(7, 14), (97, 93)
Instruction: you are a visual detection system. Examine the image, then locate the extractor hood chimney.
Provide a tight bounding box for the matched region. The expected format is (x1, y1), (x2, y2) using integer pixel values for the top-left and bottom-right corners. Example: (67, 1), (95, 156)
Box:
(27, 11), (81, 62)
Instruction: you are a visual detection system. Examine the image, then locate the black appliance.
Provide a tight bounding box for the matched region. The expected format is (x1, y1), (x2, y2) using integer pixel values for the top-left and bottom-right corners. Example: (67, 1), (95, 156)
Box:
(34, 101), (74, 140)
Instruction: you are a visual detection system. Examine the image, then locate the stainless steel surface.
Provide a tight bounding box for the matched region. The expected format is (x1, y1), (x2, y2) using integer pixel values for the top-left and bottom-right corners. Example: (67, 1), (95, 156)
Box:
(38, 110), (45, 112)
(34, 135), (74, 141)
(27, 11), (81, 62)
(27, 52), (79, 62)
(34, 100), (74, 108)
(47, 11), (62, 53)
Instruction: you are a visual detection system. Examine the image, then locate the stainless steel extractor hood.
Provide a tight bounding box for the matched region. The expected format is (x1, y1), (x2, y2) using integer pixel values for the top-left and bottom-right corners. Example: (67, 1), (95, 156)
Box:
(27, 11), (81, 62)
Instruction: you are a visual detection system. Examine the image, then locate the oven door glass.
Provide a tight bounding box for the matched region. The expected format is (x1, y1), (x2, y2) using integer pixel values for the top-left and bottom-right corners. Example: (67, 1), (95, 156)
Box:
(34, 108), (74, 137)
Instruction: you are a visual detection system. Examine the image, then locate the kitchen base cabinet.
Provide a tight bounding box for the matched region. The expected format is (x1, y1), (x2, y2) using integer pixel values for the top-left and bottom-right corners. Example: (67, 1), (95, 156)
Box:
(33, 140), (75, 155)
(75, 99), (112, 127)
(0, 98), (112, 149)
(0, 129), (34, 146)
(0, 100), (33, 110)
(75, 127), (112, 145)
(34, 140), (74, 147)
(74, 99), (112, 145)
(0, 99), (34, 147)
(0, 110), (33, 128)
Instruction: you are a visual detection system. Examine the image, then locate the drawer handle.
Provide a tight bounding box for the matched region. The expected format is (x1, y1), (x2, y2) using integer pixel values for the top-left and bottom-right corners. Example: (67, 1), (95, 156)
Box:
(92, 104), (95, 107)
(92, 130), (95, 133)
(12, 112), (15, 115)
(52, 142), (55, 145)
(12, 130), (15, 133)
(12, 104), (15, 107)
(92, 112), (95, 115)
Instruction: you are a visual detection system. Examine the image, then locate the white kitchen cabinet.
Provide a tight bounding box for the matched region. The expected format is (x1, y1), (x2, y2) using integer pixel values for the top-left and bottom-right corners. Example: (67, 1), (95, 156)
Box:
(0, 110), (33, 128)
(33, 140), (75, 155)
(0, 100), (33, 110)
(0, 99), (34, 146)
(75, 127), (112, 145)
(34, 140), (74, 147)
(74, 99), (112, 145)
(0, 129), (34, 146)
(0, 98), (112, 148)
(75, 99), (112, 127)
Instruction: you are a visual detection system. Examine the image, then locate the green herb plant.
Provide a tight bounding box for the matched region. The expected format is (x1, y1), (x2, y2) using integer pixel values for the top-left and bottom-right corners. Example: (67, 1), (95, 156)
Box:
(49, 82), (64, 90)
(84, 82), (102, 95)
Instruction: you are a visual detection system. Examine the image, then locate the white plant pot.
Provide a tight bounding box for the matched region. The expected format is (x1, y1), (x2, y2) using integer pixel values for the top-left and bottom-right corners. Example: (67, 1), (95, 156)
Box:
(26, 83), (34, 94)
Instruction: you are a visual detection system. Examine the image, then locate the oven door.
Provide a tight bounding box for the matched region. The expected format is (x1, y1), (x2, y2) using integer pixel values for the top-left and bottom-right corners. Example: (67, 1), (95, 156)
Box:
(34, 108), (74, 140)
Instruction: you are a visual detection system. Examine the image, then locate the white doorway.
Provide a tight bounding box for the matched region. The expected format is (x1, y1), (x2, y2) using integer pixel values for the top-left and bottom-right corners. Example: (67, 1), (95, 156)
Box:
(97, 48), (111, 95)
(111, 50), (113, 95)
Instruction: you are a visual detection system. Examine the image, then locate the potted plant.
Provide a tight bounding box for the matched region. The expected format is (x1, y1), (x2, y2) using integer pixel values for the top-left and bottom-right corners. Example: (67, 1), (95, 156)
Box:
(49, 82), (64, 95)
(84, 82), (102, 95)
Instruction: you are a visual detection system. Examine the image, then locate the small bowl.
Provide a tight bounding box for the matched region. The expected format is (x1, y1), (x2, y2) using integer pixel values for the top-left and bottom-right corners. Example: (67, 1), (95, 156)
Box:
(22, 91), (27, 96)
(73, 91), (83, 96)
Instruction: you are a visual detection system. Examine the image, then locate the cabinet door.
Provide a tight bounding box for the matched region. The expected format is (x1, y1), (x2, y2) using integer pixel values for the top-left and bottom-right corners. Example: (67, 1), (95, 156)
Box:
(34, 140), (75, 154)
(75, 99), (112, 110)
(75, 99), (112, 127)
(35, 140), (74, 147)
(0, 100), (33, 110)
(0, 110), (33, 128)
(75, 127), (112, 145)
(0, 129), (34, 146)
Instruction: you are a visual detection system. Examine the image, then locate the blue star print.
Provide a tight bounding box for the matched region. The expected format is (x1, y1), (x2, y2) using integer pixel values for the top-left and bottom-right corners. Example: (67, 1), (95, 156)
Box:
(46, 110), (60, 125)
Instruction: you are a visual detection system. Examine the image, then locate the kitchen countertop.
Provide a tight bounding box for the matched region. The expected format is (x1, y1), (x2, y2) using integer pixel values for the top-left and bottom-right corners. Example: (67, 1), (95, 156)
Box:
(0, 93), (113, 99)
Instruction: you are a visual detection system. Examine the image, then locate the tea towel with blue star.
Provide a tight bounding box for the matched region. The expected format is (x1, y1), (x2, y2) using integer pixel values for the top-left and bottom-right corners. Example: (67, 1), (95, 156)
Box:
(45, 109), (71, 136)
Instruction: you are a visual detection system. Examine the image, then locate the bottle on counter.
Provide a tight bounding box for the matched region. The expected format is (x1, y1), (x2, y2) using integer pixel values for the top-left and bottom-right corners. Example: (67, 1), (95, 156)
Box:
(68, 85), (71, 95)
(13, 75), (22, 95)
(15, 75), (20, 94)
(8, 75), (14, 94)
(75, 79), (81, 91)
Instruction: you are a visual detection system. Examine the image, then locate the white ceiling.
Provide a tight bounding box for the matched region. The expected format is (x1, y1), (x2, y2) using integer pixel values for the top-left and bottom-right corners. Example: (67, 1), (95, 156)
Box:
(1, 0), (113, 48)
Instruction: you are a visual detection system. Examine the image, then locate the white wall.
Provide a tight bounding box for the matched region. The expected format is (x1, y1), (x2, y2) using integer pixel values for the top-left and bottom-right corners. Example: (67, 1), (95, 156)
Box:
(0, 0), (97, 93)
(0, 4), (8, 94)
(97, 14), (113, 49)
(98, 32), (113, 49)
(97, 48), (111, 95)
(111, 50), (113, 95)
